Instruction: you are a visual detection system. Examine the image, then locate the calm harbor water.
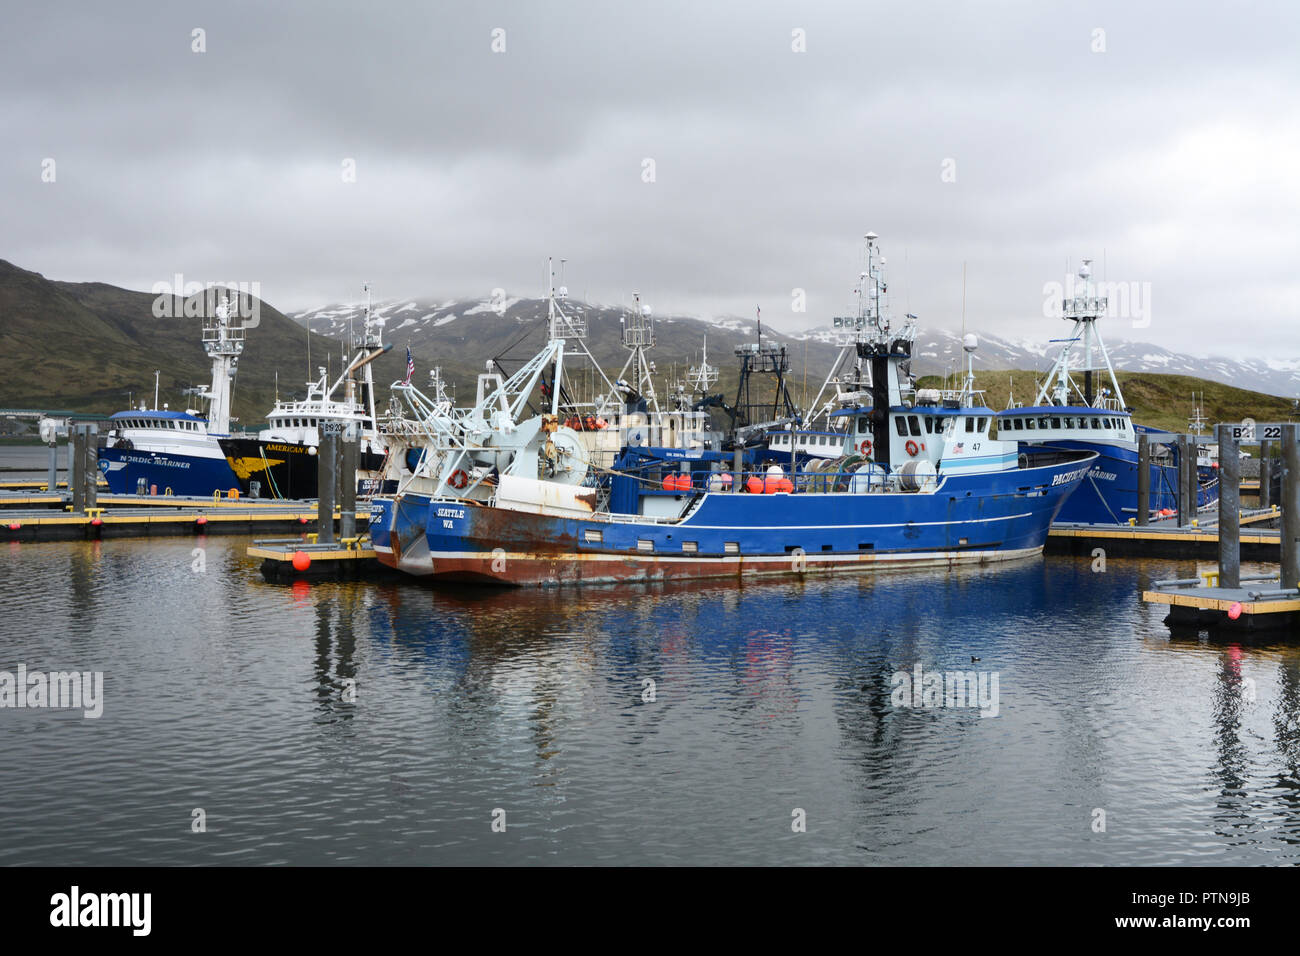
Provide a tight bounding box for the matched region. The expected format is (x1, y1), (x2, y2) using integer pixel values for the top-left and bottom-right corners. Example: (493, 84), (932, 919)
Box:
(2, 527), (1298, 866)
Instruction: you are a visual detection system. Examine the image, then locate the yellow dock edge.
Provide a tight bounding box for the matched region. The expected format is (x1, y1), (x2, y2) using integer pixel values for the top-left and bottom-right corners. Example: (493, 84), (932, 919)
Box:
(1141, 590), (1300, 615)
(1050, 527), (1276, 544)
(247, 546), (376, 561)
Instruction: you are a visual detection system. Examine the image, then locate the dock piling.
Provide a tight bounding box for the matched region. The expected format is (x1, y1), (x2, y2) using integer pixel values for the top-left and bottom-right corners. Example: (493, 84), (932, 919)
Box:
(339, 424), (358, 541)
(70, 428), (85, 512)
(1259, 440), (1273, 508)
(1217, 424), (1240, 589)
(1283, 424), (1300, 590)
(1178, 436), (1192, 526)
(46, 440), (58, 494)
(1137, 433), (1150, 525)
(317, 427), (337, 545)
(69, 425), (97, 512)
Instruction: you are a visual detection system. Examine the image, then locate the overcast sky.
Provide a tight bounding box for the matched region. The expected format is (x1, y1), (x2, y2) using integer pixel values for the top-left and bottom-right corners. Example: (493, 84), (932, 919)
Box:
(3, 1), (1297, 356)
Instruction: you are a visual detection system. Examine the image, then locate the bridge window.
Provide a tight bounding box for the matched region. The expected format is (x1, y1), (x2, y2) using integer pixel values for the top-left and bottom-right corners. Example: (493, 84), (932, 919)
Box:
(1051, 417), (1061, 428)
(978, 417), (988, 432)
(895, 417), (908, 436)
(965, 417), (975, 432)
(908, 416), (921, 436)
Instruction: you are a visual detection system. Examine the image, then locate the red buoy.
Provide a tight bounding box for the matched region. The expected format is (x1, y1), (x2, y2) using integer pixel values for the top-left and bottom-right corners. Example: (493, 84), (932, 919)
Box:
(7, 522), (20, 531)
(195, 516), (208, 526)
(1227, 602), (1243, 621)
(292, 550), (311, 572)
(298, 516), (309, 525)
(90, 517), (103, 526)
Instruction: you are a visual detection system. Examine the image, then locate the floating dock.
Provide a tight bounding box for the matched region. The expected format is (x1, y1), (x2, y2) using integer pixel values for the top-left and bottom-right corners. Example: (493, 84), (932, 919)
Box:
(1139, 423), (1300, 634)
(1048, 507), (1281, 559)
(0, 501), (356, 541)
(1143, 575), (1300, 632)
(248, 537), (397, 582)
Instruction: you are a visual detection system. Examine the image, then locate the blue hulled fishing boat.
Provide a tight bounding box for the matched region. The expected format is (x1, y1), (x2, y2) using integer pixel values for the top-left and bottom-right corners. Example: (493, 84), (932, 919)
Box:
(996, 259), (1218, 524)
(369, 241), (1096, 586)
(97, 297), (244, 496)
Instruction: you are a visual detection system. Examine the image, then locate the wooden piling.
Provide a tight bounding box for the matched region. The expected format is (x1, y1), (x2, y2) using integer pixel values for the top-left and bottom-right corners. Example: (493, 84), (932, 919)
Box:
(1259, 440), (1273, 508)
(339, 424), (358, 541)
(1282, 424), (1300, 590)
(1217, 423), (1240, 589)
(1137, 432), (1150, 526)
(317, 429), (337, 545)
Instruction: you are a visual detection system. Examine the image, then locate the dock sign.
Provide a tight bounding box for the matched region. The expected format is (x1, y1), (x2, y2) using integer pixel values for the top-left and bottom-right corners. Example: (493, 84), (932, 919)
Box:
(1228, 421), (1286, 441)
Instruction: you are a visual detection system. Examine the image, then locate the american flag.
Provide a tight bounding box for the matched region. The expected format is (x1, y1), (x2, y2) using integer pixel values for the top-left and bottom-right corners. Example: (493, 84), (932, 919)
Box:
(404, 345), (414, 384)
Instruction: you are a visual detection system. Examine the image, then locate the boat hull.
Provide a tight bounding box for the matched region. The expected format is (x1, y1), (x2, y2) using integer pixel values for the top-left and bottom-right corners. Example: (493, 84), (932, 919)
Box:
(1038, 439), (1218, 524)
(372, 452), (1097, 587)
(97, 447), (240, 497)
(219, 437), (389, 499)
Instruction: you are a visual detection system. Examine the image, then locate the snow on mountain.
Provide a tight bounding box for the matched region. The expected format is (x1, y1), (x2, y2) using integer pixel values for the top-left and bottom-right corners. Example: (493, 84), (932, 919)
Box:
(289, 300), (1300, 399)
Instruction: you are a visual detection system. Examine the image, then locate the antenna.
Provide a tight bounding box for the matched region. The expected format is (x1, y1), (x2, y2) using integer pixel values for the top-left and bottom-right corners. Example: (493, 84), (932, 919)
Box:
(961, 260), (967, 339)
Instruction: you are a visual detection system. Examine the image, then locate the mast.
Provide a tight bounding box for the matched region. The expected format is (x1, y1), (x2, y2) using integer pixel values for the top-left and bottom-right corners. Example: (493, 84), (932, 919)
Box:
(1034, 258), (1126, 410)
(608, 293), (658, 413)
(199, 294), (246, 435)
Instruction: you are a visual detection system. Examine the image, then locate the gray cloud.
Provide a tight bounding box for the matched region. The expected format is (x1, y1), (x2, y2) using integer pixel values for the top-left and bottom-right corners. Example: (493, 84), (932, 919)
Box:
(2, 0), (1297, 358)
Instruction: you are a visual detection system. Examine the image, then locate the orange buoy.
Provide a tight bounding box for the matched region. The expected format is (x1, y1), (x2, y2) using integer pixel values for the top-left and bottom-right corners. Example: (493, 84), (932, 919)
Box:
(778, 477), (794, 494)
(745, 476), (763, 494)
(292, 550), (311, 572)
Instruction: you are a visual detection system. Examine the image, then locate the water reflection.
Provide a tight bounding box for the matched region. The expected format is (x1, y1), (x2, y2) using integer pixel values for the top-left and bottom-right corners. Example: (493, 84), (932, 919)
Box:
(3, 537), (1300, 864)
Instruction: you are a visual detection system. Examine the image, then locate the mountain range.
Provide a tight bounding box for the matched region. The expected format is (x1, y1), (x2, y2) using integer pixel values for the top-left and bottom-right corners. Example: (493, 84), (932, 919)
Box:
(1, 255), (1295, 437)
(292, 296), (1300, 401)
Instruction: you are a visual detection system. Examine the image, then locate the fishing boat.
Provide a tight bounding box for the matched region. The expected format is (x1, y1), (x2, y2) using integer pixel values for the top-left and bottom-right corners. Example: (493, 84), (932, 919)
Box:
(370, 242), (1097, 586)
(996, 259), (1218, 524)
(97, 296), (244, 496)
(217, 287), (392, 499)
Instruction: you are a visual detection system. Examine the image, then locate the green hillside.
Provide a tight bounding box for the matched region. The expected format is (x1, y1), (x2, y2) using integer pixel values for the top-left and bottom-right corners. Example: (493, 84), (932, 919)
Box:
(0, 259), (372, 426)
(918, 370), (1299, 436)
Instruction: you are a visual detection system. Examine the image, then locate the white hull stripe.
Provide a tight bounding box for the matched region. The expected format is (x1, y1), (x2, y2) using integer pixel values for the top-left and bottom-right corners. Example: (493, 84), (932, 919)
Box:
(423, 546), (1043, 565)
